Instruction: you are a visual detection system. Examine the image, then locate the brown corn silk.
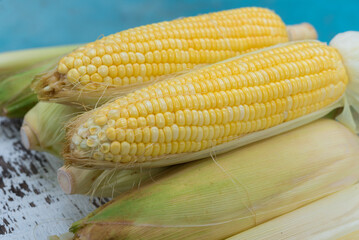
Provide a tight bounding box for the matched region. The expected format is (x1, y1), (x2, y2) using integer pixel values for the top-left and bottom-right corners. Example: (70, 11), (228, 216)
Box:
(64, 40), (348, 169)
(70, 119), (359, 239)
(32, 7), (292, 107)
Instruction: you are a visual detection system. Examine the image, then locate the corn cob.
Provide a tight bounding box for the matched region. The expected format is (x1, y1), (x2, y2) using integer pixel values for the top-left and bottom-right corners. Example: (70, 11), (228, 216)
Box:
(32, 8), (317, 107)
(228, 184), (359, 240)
(20, 102), (167, 197)
(69, 119), (359, 239)
(64, 32), (359, 169)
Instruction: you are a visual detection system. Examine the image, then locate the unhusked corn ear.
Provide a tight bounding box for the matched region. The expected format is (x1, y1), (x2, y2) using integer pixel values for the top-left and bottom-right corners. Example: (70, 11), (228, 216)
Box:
(69, 119), (359, 240)
(64, 40), (348, 168)
(228, 184), (359, 240)
(33, 7), (296, 106)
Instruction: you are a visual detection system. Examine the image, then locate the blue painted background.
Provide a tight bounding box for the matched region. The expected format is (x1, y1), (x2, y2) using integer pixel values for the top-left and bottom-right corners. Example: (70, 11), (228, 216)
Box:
(0, 0), (358, 52)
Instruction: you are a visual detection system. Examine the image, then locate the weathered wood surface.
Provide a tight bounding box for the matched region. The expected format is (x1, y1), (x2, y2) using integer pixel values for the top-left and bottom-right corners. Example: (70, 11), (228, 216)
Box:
(0, 117), (108, 240)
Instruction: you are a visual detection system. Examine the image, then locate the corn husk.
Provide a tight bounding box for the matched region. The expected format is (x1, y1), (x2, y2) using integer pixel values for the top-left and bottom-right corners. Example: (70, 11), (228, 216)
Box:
(70, 119), (359, 239)
(0, 44), (79, 79)
(228, 184), (359, 240)
(0, 45), (79, 118)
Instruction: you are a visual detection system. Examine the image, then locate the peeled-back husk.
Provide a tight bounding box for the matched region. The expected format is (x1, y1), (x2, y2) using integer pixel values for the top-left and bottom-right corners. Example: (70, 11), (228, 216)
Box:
(70, 119), (359, 240)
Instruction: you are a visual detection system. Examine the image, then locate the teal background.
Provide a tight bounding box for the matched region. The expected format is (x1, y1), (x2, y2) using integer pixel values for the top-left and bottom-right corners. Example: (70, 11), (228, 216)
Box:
(0, 0), (358, 52)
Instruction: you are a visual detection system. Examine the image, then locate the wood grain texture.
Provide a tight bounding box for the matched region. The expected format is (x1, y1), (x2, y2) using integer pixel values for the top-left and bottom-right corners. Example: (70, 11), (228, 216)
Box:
(0, 117), (108, 240)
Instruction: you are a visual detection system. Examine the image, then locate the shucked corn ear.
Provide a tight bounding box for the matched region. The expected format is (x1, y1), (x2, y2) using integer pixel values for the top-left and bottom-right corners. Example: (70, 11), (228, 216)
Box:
(229, 184), (359, 240)
(69, 119), (359, 239)
(64, 32), (359, 169)
(20, 102), (167, 197)
(32, 7), (317, 107)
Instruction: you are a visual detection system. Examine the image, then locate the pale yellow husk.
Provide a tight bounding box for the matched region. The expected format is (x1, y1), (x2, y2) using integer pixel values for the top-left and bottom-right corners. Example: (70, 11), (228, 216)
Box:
(228, 184), (359, 240)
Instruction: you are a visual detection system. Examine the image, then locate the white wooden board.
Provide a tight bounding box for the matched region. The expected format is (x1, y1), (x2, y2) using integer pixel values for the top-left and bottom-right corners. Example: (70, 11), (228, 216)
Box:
(0, 117), (108, 240)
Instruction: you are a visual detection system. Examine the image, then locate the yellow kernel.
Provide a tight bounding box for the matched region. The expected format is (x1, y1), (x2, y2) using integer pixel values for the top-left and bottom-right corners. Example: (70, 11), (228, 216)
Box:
(143, 127), (151, 143)
(91, 73), (103, 82)
(134, 128), (142, 142)
(138, 117), (147, 127)
(136, 53), (145, 63)
(151, 127), (159, 142)
(144, 143), (153, 156)
(175, 110), (185, 126)
(78, 66), (87, 75)
(102, 76), (112, 84)
(164, 126), (172, 142)
(108, 66), (118, 78)
(129, 143), (137, 155)
(74, 59), (83, 68)
(106, 127), (116, 141)
(116, 128), (126, 141)
(155, 113), (165, 128)
(58, 63), (68, 74)
(91, 56), (102, 67)
(110, 141), (121, 154)
(98, 65), (109, 77)
(112, 53), (121, 64)
(102, 54), (113, 66)
(126, 129), (135, 143)
(108, 109), (120, 120)
(79, 75), (90, 85)
(87, 65), (97, 75)
(107, 119), (116, 127)
(82, 55), (91, 65)
(120, 52), (130, 64)
(146, 114), (156, 127)
(94, 115), (107, 126)
(121, 142), (131, 155)
(152, 144), (160, 156)
(67, 69), (80, 83)
(128, 118), (138, 129)
(118, 65), (126, 78)
(64, 57), (74, 68)
(128, 104), (139, 117)
(184, 109), (192, 125)
(145, 52), (154, 63)
(86, 48), (97, 58)
(116, 118), (127, 128)
(137, 143), (145, 155)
